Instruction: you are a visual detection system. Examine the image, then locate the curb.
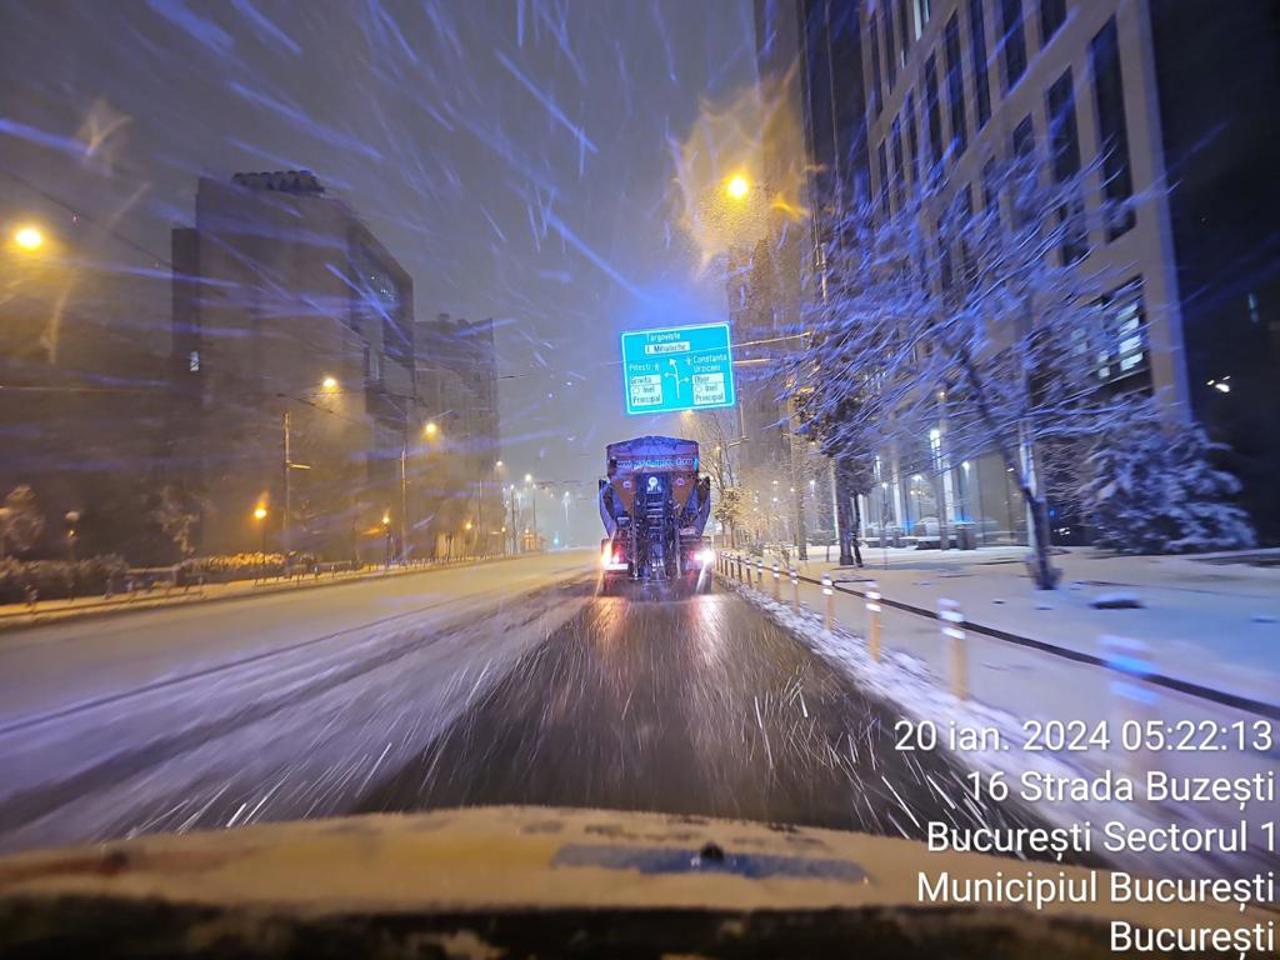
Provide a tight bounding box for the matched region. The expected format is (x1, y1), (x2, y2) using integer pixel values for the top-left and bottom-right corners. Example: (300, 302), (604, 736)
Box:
(0, 554), (529, 635)
(716, 554), (1280, 720)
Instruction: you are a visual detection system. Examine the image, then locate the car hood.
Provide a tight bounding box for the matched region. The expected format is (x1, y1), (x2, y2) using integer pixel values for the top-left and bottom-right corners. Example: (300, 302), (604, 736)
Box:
(0, 806), (1266, 958)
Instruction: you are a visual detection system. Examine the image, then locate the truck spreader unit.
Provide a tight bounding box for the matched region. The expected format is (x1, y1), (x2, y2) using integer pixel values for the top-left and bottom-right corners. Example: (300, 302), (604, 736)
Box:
(598, 436), (712, 590)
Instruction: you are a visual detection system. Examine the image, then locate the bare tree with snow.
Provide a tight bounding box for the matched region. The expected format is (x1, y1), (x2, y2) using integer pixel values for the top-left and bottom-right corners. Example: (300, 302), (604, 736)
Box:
(792, 145), (1150, 589)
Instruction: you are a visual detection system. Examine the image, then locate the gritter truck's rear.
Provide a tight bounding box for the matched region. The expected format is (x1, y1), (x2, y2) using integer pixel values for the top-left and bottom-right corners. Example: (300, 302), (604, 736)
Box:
(598, 436), (712, 592)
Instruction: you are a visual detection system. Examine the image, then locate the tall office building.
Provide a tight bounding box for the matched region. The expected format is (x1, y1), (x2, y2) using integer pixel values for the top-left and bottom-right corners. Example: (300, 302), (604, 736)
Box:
(774, 0), (1280, 543)
(171, 171), (415, 560)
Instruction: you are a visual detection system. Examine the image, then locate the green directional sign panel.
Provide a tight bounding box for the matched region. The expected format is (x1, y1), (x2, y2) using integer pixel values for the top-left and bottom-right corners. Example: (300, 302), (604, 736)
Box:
(620, 322), (736, 416)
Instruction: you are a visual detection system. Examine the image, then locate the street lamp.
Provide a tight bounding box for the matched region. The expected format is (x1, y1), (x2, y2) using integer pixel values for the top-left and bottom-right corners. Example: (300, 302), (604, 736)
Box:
(12, 225), (44, 251)
(253, 504), (269, 555)
(423, 420), (438, 438)
(321, 375), (339, 391)
(65, 510), (80, 562)
(724, 173), (750, 200)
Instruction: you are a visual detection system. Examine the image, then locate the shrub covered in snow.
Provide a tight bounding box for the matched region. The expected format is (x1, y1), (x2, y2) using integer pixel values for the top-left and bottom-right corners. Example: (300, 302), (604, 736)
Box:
(0, 556), (129, 604)
(1081, 411), (1256, 554)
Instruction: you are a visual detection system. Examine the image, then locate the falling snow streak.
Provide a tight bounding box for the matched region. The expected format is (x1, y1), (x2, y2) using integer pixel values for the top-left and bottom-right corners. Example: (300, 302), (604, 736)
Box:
(228, 0), (302, 56)
(495, 50), (598, 157)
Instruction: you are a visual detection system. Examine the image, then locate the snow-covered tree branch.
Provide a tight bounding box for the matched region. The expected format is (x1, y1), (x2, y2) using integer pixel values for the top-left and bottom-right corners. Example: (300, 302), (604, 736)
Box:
(791, 144), (1162, 587)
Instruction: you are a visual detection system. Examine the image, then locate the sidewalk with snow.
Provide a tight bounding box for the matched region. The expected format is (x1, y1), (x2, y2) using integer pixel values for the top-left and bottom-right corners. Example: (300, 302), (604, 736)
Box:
(720, 549), (1279, 876)
(759, 545), (1280, 706)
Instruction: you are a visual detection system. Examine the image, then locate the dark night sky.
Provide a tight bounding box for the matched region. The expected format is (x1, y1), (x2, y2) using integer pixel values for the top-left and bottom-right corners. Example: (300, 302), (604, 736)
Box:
(0, 0), (760, 544)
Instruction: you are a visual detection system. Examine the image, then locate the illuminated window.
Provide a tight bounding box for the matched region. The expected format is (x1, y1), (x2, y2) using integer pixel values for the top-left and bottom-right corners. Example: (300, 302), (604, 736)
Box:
(1095, 280), (1148, 383)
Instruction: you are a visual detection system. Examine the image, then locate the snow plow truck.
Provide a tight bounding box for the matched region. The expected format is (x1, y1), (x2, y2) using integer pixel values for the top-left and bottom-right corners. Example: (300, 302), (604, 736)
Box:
(598, 436), (713, 592)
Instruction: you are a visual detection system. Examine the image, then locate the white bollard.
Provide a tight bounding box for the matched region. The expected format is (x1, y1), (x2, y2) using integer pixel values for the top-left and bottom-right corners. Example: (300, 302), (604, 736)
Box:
(790, 567), (800, 608)
(1099, 634), (1157, 779)
(771, 563), (781, 601)
(939, 598), (968, 699)
(865, 580), (882, 661)
(822, 574), (834, 630)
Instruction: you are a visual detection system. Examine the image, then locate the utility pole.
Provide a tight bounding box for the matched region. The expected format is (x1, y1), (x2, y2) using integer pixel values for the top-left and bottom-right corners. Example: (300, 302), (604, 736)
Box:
(399, 443), (408, 562)
(531, 486), (538, 551)
(476, 474), (485, 558)
(282, 411), (291, 556)
(786, 396), (808, 561)
(509, 487), (518, 553)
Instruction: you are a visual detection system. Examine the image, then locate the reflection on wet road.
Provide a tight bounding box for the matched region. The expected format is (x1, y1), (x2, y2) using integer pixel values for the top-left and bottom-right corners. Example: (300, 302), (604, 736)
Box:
(361, 584), (1046, 842)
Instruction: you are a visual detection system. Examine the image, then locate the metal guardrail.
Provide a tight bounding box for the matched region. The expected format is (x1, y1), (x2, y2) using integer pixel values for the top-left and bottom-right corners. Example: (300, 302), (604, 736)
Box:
(716, 551), (1279, 721)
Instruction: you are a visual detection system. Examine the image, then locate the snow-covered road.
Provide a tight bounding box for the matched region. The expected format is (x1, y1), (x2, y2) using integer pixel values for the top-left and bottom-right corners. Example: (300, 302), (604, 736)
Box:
(0, 553), (1055, 860)
(0, 552), (594, 852)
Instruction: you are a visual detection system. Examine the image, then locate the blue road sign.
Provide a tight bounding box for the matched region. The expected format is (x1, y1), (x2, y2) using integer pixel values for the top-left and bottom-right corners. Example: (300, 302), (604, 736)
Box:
(620, 322), (737, 416)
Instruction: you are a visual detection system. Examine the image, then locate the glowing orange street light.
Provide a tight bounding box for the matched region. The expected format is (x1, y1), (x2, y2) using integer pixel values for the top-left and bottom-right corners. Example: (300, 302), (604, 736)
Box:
(724, 173), (750, 200)
(321, 375), (339, 391)
(252, 504), (269, 556)
(423, 421), (439, 438)
(13, 225), (44, 251)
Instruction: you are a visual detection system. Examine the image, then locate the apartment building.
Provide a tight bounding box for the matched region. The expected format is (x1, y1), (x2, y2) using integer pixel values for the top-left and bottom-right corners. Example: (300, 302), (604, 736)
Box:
(170, 171), (415, 560)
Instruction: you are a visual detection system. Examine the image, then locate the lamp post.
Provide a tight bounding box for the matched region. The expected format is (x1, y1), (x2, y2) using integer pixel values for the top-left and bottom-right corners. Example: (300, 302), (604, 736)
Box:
(531, 486), (538, 550)
(508, 486), (518, 554)
(279, 378), (331, 559)
(64, 510), (80, 563)
(381, 510), (392, 567)
(253, 504), (268, 570)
